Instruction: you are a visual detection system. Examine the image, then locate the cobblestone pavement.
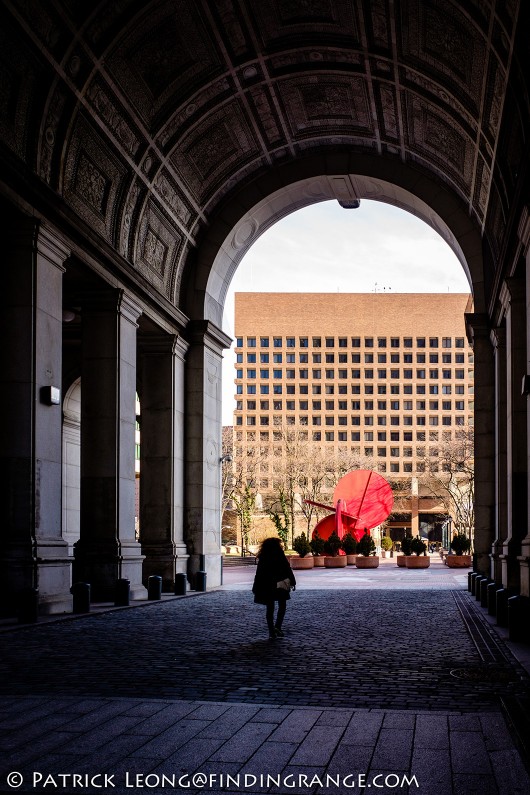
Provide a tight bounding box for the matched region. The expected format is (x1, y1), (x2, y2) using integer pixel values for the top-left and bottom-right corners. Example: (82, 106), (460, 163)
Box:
(1, 572), (529, 794)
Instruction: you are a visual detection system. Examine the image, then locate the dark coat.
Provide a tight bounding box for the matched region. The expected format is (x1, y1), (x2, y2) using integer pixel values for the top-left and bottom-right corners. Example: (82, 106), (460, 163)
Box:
(252, 553), (296, 605)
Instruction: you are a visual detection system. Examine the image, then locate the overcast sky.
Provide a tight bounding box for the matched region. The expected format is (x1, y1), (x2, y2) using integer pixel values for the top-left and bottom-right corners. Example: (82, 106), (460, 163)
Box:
(221, 199), (471, 424)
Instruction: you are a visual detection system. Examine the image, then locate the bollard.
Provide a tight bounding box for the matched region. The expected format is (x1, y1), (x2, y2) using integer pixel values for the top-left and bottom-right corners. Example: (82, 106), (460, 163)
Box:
(480, 578), (491, 608)
(174, 573), (187, 596)
(114, 578), (130, 606)
(475, 576), (486, 600)
(496, 588), (512, 627)
(467, 571), (474, 592)
(470, 572), (481, 596)
(18, 587), (39, 624)
(195, 570), (207, 592)
(508, 595), (530, 643)
(148, 575), (162, 601)
(487, 582), (500, 616)
(70, 582), (91, 614)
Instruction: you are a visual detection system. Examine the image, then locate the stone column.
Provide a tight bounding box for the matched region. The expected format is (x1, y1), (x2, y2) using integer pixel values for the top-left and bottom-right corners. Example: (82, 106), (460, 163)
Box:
(139, 334), (189, 590)
(74, 290), (146, 600)
(0, 219), (72, 616)
(498, 280), (527, 589)
(521, 243), (530, 595)
(185, 321), (232, 588)
(490, 327), (508, 582)
(465, 313), (496, 575)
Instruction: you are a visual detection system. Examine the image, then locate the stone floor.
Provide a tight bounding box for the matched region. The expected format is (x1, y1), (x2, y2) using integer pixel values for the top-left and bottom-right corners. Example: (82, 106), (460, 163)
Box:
(1, 557), (529, 794)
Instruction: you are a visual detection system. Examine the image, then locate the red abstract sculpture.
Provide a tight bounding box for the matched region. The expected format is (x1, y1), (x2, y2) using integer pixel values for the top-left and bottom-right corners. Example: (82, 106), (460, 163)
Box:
(307, 469), (394, 546)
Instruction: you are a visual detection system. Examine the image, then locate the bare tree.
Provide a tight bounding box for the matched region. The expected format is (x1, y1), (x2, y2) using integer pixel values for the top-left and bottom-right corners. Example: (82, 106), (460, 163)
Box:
(417, 426), (474, 543)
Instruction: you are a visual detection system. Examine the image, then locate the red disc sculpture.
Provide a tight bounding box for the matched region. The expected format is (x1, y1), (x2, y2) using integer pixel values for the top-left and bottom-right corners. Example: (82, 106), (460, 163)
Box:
(307, 469), (394, 546)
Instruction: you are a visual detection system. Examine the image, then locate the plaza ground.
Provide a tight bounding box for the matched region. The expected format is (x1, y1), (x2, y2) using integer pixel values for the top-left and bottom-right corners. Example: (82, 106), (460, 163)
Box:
(1, 555), (529, 794)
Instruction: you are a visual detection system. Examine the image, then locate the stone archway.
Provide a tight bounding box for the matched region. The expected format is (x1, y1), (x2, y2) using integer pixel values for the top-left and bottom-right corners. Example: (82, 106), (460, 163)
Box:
(62, 378), (81, 556)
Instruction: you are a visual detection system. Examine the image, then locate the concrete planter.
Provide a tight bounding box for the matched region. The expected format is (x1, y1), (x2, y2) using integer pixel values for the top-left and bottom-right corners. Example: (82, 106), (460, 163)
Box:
(290, 555), (315, 570)
(445, 555), (472, 568)
(312, 555), (326, 567)
(405, 555), (430, 569)
(355, 556), (380, 569)
(396, 555), (407, 567)
(324, 555), (347, 568)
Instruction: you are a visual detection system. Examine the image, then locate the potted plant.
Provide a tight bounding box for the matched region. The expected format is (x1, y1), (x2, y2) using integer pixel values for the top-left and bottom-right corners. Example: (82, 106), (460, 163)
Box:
(310, 530), (326, 567)
(405, 536), (430, 568)
(324, 531), (347, 568)
(380, 535), (393, 559)
(397, 534), (413, 567)
(340, 532), (358, 564)
(291, 532), (315, 569)
(355, 530), (379, 569)
(446, 533), (472, 568)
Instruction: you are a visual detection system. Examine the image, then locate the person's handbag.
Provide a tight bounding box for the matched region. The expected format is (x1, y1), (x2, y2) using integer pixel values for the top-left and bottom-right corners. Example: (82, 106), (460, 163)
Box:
(277, 578), (292, 592)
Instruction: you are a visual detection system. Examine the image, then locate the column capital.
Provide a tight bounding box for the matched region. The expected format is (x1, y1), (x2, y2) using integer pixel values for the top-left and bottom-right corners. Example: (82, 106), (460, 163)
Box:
(8, 218), (70, 272)
(81, 288), (142, 325)
(499, 277), (525, 311)
(139, 333), (189, 360)
(490, 326), (506, 349)
(186, 319), (232, 353)
(464, 312), (490, 345)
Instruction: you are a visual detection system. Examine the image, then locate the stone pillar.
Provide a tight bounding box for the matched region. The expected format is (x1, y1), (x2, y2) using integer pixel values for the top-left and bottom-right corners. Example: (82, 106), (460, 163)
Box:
(465, 313), (496, 575)
(521, 243), (530, 595)
(0, 219), (72, 616)
(139, 334), (189, 590)
(185, 321), (232, 588)
(490, 327), (508, 582)
(498, 280), (527, 589)
(74, 290), (146, 600)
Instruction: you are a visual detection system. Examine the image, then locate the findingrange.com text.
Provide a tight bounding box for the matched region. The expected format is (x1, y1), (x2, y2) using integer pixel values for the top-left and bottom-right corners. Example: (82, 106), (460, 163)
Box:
(6, 772), (419, 789)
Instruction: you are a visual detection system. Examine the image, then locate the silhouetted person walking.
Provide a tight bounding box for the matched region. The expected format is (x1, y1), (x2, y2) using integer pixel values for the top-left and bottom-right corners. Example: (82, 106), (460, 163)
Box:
(252, 537), (296, 640)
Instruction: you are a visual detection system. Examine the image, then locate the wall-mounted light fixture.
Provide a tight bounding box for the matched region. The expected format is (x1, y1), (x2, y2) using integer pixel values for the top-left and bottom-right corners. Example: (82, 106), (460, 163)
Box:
(40, 386), (61, 405)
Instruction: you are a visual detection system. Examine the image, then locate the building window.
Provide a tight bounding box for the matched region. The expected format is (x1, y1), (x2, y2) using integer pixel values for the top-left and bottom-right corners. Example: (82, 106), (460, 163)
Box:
(325, 385), (335, 394)
(326, 369), (335, 379)
(312, 337), (321, 347)
(247, 337), (256, 347)
(442, 353), (452, 363)
(260, 385), (269, 394)
(338, 337), (347, 347)
(273, 353), (282, 363)
(273, 385), (282, 394)
(247, 369), (256, 378)
(391, 338), (400, 348)
(378, 337), (387, 348)
(378, 447), (386, 457)
(365, 369), (374, 379)
(247, 385), (256, 394)
(390, 463), (400, 472)
(313, 353), (322, 363)
(260, 353), (269, 363)
(236, 353), (243, 363)
(325, 416), (334, 426)
(236, 337), (243, 347)
(404, 369), (412, 379)
(351, 369), (361, 378)
(285, 368), (295, 379)
(442, 416), (452, 426)
(286, 353), (295, 363)
(416, 416), (426, 425)
(378, 431), (387, 441)
(378, 369), (387, 379)
(247, 416), (256, 426)
(416, 337), (425, 347)
(326, 337), (335, 348)
(260, 337), (269, 347)
(273, 337), (282, 347)
(325, 432), (335, 441)
(442, 337), (452, 348)
(365, 337), (374, 347)
(300, 337), (308, 347)
(430, 337), (438, 348)
(352, 337), (361, 347)
(312, 385), (321, 394)
(260, 416), (269, 426)
(286, 337), (295, 347)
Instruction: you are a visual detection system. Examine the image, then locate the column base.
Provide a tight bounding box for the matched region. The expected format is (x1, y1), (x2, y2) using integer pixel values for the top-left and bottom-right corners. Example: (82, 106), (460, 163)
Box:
(141, 541), (189, 592)
(74, 539), (146, 601)
(0, 540), (72, 617)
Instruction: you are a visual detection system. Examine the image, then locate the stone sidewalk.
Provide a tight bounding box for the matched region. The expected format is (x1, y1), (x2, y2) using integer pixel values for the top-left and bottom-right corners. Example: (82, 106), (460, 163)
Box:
(1, 565), (529, 794)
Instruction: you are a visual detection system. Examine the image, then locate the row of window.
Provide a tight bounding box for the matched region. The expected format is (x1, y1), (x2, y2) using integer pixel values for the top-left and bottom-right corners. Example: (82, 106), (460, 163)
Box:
(235, 430), (466, 442)
(236, 446), (455, 458)
(237, 399), (470, 410)
(248, 460), (450, 482)
(237, 352), (470, 364)
(236, 367), (470, 380)
(236, 336), (466, 349)
(237, 383), (471, 395)
(238, 415), (468, 427)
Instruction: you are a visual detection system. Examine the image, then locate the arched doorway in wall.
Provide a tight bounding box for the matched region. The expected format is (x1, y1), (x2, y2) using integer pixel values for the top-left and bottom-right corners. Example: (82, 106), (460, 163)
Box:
(182, 160), (494, 579)
(216, 196), (474, 556)
(62, 379), (81, 557)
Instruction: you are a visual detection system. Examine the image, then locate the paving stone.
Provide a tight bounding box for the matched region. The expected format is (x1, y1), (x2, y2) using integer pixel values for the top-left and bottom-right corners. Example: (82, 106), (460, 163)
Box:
(326, 742), (372, 774)
(210, 721), (276, 763)
(268, 710), (322, 743)
(341, 711), (384, 745)
(240, 740), (298, 775)
(315, 709), (354, 727)
(127, 703), (199, 735)
(289, 725), (345, 766)
(382, 711), (416, 729)
(452, 774), (499, 795)
(413, 714), (449, 749)
(273, 765), (326, 795)
(197, 705), (262, 739)
(450, 730), (492, 775)
(489, 748), (530, 795)
(479, 713), (516, 751)
(410, 748), (452, 795)
(250, 708), (292, 724)
(131, 719), (211, 758)
(370, 727), (414, 771)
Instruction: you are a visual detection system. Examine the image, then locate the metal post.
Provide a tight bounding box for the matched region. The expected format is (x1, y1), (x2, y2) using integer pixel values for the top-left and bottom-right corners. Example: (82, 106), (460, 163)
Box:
(147, 575), (162, 600)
